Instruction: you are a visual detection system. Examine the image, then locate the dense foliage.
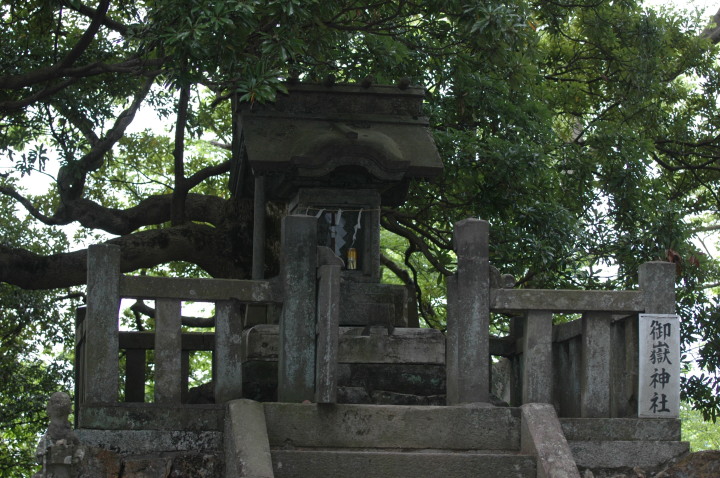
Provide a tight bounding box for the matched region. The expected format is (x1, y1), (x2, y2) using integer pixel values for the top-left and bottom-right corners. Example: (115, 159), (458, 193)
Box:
(2, 0), (720, 474)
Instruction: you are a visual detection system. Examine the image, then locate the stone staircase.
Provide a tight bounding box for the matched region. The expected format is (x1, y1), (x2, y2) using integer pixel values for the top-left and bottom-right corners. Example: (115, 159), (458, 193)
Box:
(227, 401), (538, 478)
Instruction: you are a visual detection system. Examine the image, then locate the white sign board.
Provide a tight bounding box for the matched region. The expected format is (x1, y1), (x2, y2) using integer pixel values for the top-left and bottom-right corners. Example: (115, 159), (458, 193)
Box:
(638, 314), (681, 418)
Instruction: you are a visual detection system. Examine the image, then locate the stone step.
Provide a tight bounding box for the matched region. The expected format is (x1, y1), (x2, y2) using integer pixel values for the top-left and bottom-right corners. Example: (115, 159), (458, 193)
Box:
(568, 440), (690, 470)
(271, 449), (536, 478)
(560, 418), (688, 472)
(263, 403), (522, 451)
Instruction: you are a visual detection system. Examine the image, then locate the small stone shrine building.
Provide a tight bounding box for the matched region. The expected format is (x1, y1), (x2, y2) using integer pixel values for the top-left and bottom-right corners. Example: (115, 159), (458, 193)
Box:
(34, 84), (689, 478)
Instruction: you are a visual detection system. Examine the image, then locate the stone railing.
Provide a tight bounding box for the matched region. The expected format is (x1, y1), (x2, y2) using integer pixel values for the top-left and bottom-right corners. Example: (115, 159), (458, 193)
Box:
(445, 218), (676, 418)
(75, 243), (282, 408)
(75, 215), (342, 411)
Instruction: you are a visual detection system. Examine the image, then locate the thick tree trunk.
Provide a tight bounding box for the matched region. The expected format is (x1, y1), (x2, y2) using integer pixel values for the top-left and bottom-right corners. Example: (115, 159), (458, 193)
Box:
(0, 200), (256, 290)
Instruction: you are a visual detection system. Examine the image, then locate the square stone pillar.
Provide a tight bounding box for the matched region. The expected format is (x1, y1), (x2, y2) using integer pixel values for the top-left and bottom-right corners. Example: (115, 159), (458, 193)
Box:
(278, 215), (318, 402)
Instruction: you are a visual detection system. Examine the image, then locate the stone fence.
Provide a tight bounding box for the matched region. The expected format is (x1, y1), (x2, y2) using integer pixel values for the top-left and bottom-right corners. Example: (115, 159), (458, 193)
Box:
(75, 216), (677, 420)
(446, 218), (677, 418)
(75, 215), (340, 411)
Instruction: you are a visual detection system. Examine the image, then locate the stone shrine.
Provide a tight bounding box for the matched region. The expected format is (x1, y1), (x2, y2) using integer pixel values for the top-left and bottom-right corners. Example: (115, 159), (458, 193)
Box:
(34, 83), (689, 478)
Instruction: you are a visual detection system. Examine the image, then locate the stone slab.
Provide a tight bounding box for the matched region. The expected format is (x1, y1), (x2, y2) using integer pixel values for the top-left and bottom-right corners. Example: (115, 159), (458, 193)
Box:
(225, 399), (274, 477)
(271, 449), (535, 478)
(337, 363), (445, 396)
(491, 289), (643, 313)
(263, 403), (521, 450)
(521, 403), (580, 478)
(638, 314), (681, 418)
(119, 275), (281, 303)
(560, 418), (681, 441)
(569, 440), (690, 469)
(339, 282), (408, 327)
(243, 325), (445, 364)
(76, 429), (222, 454)
(278, 214), (318, 402)
(78, 403), (224, 431)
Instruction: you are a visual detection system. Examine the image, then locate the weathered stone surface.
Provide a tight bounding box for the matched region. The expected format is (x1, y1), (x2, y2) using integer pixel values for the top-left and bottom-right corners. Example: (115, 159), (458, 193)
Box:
(339, 282), (408, 326)
(241, 360), (446, 403)
(77, 447), (121, 478)
(278, 214), (317, 403)
(569, 440), (689, 470)
(492, 289), (643, 314)
(522, 310), (553, 404)
(75, 449), (219, 478)
(581, 312), (613, 418)
(85, 244), (121, 404)
(271, 449), (536, 478)
(451, 218), (490, 404)
(243, 325), (445, 364)
(370, 390), (442, 406)
(656, 450), (720, 478)
(638, 262), (676, 315)
(264, 403), (521, 450)
(521, 403), (580, 478)
(78, 404), (224, 431)
(168, 453), (219, 478)
(337, 386), (372, 404)
(215, 300), (244, 403)
(560, 418), (681, 442)
(338, 363), (446, 396)
(121, 456), (172, 477)
(75, 429), (222, 454)
(315, 263), (340, 404)
(154, 299), (182, 405)
(225, 399), (274, 478)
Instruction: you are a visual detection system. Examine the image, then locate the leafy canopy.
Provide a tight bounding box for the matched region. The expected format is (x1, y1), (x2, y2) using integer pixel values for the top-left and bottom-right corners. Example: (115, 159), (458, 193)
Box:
(3, 0), (720, 474)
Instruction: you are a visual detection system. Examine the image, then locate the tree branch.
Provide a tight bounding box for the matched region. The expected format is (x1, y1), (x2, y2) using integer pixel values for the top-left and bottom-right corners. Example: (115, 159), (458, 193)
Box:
(58, 0), (111, 69)
(130, 300), (215, 328)
(1, 180), (230, 235)
(0, 185), (64, 226)
(381, 213), (452, 276)
(60, 0), (128, 35)
(57, 75), (155, 201)
(171, 83), (191, 225)
(0, 0), (111, 90)
(0, 223), (249, 289)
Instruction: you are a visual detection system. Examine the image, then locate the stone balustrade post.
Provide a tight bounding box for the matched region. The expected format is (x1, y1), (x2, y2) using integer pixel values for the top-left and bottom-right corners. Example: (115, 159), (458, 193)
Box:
(215, 300), (244, 403)
(85, 244), (121, 404)
(154, 299), (182, 404)
(639, 262), (676, 315)
(522, 310), (553, 404)
(450, 218), (490, 403)
(315, 258), (341, 403)
(445, 274), (459, 404)
(278, 215), (318, 402)
(580, 311), (613, 417)
(638, 261), (679, 418)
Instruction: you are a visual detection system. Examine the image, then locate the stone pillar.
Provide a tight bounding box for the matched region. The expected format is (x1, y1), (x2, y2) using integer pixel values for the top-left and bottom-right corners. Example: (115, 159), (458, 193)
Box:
(626, 262), (676, 417)
(315, 262), (341, 403)
(580, 312), (612, 417)
(445, 274), (459, 404)
(520, 403), (581, 478)
(452, 218), (490, 403)
(252, 176), (266, 280)
(215, 300), (244, 403)
(154, 299), (182, 404)
(278, 215), (318, 402)
(639, 262), (676, 314)
(638, 262), (679, 418)
(522, 310), (553, 404)
(85, 244), (121, 403)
